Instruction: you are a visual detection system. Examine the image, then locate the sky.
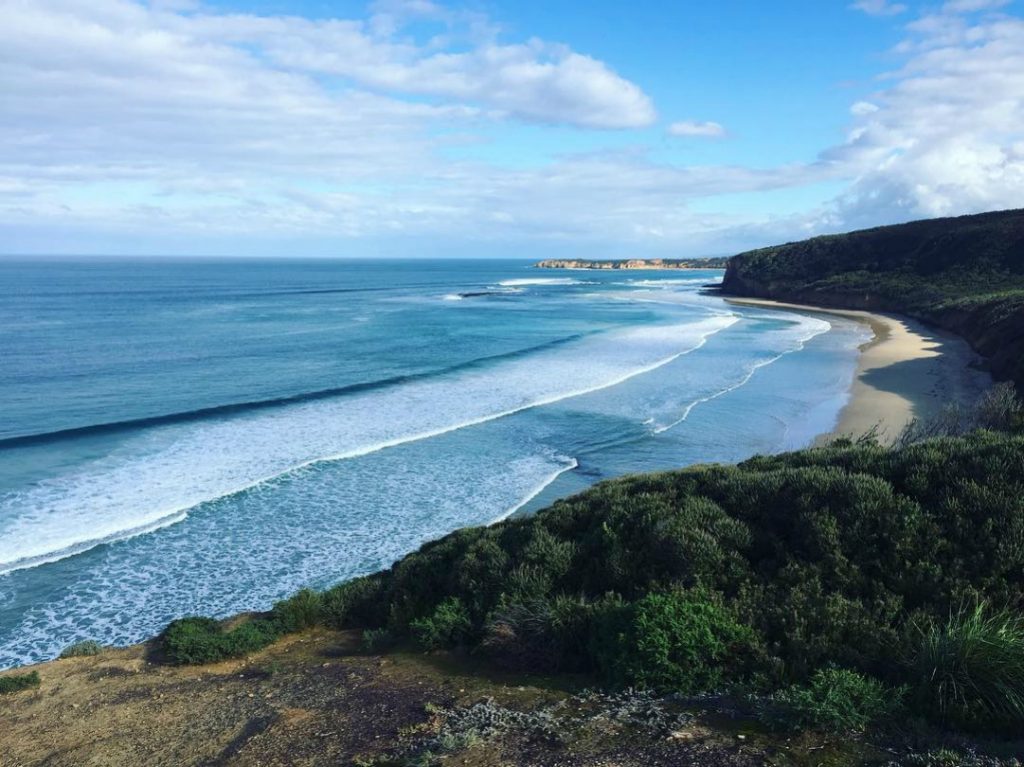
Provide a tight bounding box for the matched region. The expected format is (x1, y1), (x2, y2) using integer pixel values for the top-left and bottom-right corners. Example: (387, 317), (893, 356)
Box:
(1, 0), (1023, 258)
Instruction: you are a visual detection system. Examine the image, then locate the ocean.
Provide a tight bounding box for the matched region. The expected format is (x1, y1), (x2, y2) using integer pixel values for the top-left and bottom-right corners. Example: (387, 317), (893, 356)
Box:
(0, 258), (869, 668)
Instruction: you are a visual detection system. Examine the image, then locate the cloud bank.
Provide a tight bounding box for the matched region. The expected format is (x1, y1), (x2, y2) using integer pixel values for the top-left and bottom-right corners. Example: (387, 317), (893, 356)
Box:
(1, 0), (1023, 256)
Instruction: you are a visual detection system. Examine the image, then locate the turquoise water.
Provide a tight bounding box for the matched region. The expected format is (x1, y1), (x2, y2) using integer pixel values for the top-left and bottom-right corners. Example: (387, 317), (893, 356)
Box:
(0, 258), (868, 667)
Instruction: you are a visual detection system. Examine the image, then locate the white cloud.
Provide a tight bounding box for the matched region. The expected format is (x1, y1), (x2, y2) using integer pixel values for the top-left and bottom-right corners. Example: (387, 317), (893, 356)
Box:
(1, 0), (1023, 257)
(824, 7), (1024, 227)
(667, 121), (727, 138)
(942, 0), (1011, 13)
(850, 101), (881, 116)
(850, 0), (908, 17)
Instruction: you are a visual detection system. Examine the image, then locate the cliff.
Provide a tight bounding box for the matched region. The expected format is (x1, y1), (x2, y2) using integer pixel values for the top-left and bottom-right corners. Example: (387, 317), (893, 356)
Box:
(536, 257), (728, 269)
(720, 209), (1024, 388)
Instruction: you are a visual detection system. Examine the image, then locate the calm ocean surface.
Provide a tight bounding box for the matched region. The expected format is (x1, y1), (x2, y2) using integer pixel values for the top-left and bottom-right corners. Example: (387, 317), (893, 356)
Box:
(0, 258), (868, 667)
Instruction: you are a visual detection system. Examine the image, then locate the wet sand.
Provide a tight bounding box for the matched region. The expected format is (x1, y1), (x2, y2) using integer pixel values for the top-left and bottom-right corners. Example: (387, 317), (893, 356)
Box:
(725, 298), (991, 445)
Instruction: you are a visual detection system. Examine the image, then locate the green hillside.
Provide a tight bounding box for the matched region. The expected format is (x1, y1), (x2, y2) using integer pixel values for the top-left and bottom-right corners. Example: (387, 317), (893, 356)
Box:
(720, 209), (1024, 387)
(165, 428), (1024, 741)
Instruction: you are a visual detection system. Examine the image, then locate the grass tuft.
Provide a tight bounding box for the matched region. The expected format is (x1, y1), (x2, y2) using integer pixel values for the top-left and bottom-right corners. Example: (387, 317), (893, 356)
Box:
(59, 640), (104, 659)
(910, 602), (1024, 731)
(761, 667), (903, 732)
(0, 670), (41, 695)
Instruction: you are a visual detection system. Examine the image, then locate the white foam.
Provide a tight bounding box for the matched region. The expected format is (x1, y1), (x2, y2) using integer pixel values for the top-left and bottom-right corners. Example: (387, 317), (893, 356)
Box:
(625, 278), (710, 287)
(0, 444), (582, 666)
(498, 278), (581, 287)
(488, 456), (578, 525)
(652, 316), (831, 434)
(0, 315), (738, 574)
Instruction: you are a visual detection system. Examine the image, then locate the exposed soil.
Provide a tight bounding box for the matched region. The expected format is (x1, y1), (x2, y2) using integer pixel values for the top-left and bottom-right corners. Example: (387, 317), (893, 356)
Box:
(0, 629), (942, 767)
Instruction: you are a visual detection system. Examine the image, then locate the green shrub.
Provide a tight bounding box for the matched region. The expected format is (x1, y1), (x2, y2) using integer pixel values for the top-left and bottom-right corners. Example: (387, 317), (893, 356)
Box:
(271, 588), (323, 632)
(361, 628), (395, 652)
(410, 597), (472, 650)
(249, 429), (1024, 739)
(482, 600), (559, 670)
(59, 640), (104, 658)
(909, 602), (1024, 731)
(161, 616), (282, 665)
(593, 588), (761, 693)
(323, 576), (386, 628)
(483, 594), (617, 672)
(763, 668), (902, 732)
(975, 382), (1024, 432)
(0, 670), (40, 695)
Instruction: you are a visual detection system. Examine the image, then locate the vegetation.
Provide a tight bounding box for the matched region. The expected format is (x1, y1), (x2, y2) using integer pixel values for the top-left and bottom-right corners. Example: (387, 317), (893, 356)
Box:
(410, 597), (473, 650)
(761, 668), (903, 732)
(161, 615), (284, 665)
(591, 588), (761, 693)
(909, 602), (1024, 732)
(720, 208), (1024, 387)
(159, 418), (1024, 739)
(59, 640), (104, 658)
(896, 382), (1024, 447)
(0, 670), (40, 695)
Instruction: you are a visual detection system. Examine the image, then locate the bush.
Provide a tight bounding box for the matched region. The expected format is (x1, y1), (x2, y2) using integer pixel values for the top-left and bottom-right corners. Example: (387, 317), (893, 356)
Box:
(271, 588), (323, 632)
(975, 382), (1024, 432)
(909, 602), (1024, 731)
(896, 384), (1024, 447)
(211, 429), (1024, 738)
(763, 668), (902, 732)
(483, 600), (561, 670)
(410, 597), (472, 650)
(322, 576), (386, 629)
(0, 670), (40, 695)
(593, 589), (760, 693)
(161, 616), (282, 665)
(59, 640), (104, 658)
(361, 627), (395, 652)
(482, 595), (618, 672)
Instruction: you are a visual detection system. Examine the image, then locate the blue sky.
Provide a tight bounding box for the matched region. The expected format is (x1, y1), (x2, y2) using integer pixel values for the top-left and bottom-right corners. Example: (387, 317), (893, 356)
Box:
(1, 0), (1022, 257)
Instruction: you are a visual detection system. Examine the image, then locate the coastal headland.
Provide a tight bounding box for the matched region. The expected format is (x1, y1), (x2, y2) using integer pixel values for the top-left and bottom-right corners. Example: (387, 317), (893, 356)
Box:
(4, 211), (1024, 766)
(535, 257), (728, 269)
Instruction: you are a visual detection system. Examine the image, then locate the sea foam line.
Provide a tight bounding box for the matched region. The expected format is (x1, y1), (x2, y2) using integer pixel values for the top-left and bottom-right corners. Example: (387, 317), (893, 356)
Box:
(498, 277), (581, 287)
(0, 317), (738, 576)
(488, 457), (579, 526)
(652, 322), (831, 435)
(0, 511), (189, 575)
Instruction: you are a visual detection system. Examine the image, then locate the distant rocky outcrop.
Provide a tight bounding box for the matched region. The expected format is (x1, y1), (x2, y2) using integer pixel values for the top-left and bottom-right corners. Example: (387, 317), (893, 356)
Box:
(535, 257), (728, 270)
(720, 208), (1024, 388)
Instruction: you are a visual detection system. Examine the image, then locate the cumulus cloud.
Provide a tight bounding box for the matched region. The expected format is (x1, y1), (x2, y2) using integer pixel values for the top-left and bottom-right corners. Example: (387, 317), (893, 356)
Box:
(0, 0), (664, 251)
(824, 6), (1024, 227)
(850, 0), (908, 17)
(667, 121), (727, 138)
(1, 0), (1023, 256)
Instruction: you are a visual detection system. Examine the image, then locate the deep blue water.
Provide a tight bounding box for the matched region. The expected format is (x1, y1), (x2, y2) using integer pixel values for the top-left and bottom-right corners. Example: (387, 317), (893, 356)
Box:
(0, 258), (868, 667)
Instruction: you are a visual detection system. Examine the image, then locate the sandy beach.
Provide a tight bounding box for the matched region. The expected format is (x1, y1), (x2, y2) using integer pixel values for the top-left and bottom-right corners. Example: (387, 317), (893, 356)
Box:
(725, 298), (992, 445)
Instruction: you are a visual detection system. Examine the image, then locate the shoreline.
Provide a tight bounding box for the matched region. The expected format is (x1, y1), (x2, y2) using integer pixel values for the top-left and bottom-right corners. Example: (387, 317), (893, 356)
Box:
(724, 297), (991, 445)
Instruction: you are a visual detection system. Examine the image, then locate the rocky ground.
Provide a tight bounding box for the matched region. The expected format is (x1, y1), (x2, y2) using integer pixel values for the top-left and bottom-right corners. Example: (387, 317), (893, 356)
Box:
(0, 628), (1012, 767)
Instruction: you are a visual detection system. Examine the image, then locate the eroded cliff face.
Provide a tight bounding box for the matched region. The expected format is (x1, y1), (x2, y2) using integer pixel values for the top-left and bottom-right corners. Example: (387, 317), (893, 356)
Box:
(721, 259), (1024, 389)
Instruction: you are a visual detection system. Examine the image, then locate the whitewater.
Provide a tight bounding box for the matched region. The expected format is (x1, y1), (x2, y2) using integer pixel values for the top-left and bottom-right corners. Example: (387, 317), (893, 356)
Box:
(0, 258), (869, 667)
